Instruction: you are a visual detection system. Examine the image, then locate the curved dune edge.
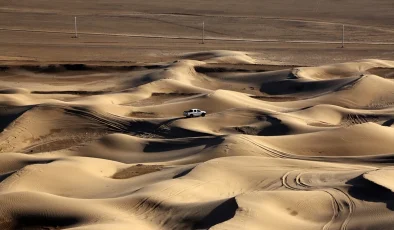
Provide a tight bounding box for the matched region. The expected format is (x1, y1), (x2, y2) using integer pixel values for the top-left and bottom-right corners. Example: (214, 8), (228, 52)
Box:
(1, 52), (394, 229)
(363, 168), (394, 192)
(295, 59), (394, 80)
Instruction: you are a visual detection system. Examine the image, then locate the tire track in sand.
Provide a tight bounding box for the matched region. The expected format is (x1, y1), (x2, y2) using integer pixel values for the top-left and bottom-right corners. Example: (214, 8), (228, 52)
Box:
(281, 170), (356, 230)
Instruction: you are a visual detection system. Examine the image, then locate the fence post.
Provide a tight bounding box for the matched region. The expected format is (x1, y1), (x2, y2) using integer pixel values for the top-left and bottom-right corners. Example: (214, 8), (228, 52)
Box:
(342, 24), (345, 48)
(74, 16), (78, 38)
(202, 21), (205, 44)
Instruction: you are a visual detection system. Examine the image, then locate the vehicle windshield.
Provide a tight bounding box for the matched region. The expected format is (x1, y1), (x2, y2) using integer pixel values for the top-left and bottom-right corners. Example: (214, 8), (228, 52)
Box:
(189, 109), (193, 112)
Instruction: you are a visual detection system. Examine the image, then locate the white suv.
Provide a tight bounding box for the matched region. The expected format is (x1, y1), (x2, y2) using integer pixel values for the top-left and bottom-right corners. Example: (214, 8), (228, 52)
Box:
(183, 109), (206, 118)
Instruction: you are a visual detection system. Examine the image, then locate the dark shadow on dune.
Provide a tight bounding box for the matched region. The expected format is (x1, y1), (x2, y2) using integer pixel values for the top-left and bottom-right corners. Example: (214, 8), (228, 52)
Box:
(0, 114), (20, 132)
(0, 64), (164, 75)
(151, 92), (201, 97)
(260, 79), (310, 95)
(0, 66), (10, 71)
(382, 119), (394, 127)
(123, 120), (162, 136)
(24, 159), (56, 165)
(63, 64), (92, 71)
(152, 117), (185, 134)
(298, 106), (314, 111)
(233, 116), (291, 136)
(156, 117), (188, 128)
(144, 136), (224, 153)
(19, 64), (92, 73)
(287, 72), (298, 80)
(0, 171), (15, 183)
(0, 106), (31, 132)
(0, 89), (24, 94)
(347, 175), (394, 211)
(32, 90), (109, 96)
(259, 76), (359, 96)
(194, 198), (238, 229)
(163, 126), (214, 138)
(13, 213), (81, 230)
(173, 167), (195, 179)
(195, 66), (257, 73)
(181, 52), (224, 61)
(364, 155), (394, 164)
(258, 116), (291, 136)
(153, 117), (215, 138)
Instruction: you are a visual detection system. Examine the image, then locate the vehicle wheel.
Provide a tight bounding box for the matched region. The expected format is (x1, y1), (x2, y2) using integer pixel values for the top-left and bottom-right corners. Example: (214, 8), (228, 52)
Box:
(201, 113), (206, 117)
(189, 114), (194, 118)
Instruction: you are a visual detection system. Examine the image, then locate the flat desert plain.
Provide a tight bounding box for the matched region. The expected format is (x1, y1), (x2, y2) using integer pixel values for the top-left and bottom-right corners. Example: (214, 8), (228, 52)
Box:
(1, 1), (394, 230)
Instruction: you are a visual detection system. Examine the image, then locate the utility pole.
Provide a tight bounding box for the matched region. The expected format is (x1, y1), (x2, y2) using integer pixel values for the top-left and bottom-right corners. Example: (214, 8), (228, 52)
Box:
(202, 21), (205, 44)
(74, 16), (78, 38)
(341, 24), (345, 48)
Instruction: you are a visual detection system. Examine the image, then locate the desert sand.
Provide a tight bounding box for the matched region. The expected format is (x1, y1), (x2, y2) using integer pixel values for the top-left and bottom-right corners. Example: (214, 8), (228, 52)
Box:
(2, 0), (394, 66)
(2, 1), (394, 229)
(0, 50), (394, 229)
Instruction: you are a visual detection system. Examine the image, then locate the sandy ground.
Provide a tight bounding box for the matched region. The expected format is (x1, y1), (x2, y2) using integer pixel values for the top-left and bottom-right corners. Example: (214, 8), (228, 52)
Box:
(0, 50), (394, 229)
(2, 1), (394, 229)
(1, 0), (394, 66)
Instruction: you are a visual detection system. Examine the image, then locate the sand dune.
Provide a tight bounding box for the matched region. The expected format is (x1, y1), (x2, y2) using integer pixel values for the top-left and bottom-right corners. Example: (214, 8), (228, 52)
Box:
(271, 74), (394, 109)
(295, 59), (394, 80)
(1, 51), (394, 229)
